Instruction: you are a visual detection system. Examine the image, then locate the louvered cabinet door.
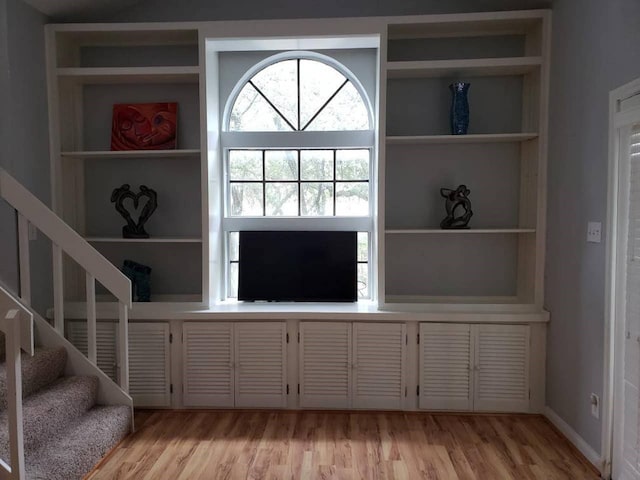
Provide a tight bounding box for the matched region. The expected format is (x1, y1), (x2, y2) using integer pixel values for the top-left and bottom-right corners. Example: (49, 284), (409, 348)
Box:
(352, 323), (406, 410)
(234, 322), (287, 408)
(66, 320), (118, 382)
(299, 322), (351, 409)
(473, 324), (530, 412)
(419, 323), (473, 411)
(128, 323), (171, 407)
(182, 322), (234, 407)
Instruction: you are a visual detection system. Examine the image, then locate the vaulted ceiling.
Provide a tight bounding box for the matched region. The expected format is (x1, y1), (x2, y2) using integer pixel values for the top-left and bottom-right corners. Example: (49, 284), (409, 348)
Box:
(22, 0), (144, 19)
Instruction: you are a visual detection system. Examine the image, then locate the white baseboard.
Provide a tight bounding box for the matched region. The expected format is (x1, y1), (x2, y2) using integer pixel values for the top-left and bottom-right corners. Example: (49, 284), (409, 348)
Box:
(544, 406), (602, 473)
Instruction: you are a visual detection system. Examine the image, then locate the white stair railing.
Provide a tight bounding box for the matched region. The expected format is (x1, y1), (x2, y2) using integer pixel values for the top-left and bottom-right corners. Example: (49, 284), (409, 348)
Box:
(0, 168), (132, 393)
(0, 285), (35, 480)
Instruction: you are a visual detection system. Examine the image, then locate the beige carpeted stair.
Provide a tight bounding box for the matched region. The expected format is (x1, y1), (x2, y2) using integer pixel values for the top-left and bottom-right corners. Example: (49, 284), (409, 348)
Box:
(0, 346), (131, 479)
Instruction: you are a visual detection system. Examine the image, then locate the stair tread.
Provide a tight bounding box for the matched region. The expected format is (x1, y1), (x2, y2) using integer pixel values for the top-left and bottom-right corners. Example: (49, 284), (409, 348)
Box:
(0, 347), (67, 408)
(26, 405), (131, 480)
(0, 375), (98, 456)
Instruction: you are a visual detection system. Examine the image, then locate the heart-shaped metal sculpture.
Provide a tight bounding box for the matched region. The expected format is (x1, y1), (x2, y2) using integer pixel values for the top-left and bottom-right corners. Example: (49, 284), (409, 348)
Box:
(110, 184), (158, 238)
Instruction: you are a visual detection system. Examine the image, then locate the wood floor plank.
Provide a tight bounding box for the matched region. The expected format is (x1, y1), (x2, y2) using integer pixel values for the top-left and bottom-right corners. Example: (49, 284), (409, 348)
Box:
(86, 410), (600, 480)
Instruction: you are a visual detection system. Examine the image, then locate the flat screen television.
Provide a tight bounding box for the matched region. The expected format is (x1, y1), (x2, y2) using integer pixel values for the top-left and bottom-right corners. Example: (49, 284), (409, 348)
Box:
(238, 231), (357, 302)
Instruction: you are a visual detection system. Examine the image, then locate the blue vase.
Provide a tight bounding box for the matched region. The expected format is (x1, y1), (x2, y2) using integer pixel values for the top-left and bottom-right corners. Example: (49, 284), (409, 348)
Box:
(449, 82), (470, 135)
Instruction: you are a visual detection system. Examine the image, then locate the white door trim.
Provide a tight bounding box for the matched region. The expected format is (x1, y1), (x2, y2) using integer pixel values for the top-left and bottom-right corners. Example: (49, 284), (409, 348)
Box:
(605, 76), (640, 480)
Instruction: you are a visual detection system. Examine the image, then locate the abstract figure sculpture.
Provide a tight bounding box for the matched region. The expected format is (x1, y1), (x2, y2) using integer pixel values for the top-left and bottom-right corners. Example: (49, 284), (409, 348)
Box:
(110, 184), (158, 238)
(440, 184), (473, 229)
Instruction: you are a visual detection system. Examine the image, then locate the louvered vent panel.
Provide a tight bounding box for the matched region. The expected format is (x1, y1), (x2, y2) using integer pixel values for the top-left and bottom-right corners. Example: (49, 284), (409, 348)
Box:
(183, 322), (234, 407)
(97, 323), (117, 382)
(420, 323), (472, 410)
(66, 320), (117, 382)
(474, 325), (529, 412)
(129, 323), (170, 407)
(353, 323), (405, 409)
(300, 322), (351, 408)
(235, 322), (286, 408)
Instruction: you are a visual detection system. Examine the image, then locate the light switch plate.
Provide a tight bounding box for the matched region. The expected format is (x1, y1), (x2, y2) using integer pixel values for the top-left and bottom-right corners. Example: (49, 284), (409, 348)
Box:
(587, 222), (602, 243)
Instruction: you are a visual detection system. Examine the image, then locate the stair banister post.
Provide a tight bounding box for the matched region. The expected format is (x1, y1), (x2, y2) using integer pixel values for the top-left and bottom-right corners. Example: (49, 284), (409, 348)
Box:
(52, 244), (64, 335)
(118, 302), (129, 393)
(4, 309), (25, 480)
(17, 214), (31, 308)
(86, 273), (97, 365)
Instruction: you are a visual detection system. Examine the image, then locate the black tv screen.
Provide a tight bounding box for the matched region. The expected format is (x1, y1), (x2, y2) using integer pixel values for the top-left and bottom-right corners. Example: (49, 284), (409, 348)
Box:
(238, 231), (357, 302)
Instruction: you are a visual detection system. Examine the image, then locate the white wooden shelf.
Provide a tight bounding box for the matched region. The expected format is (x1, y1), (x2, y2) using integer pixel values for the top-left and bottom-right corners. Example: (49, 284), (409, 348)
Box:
(85, 236), (202, 243)
(61, 149), (201, 159)
(386, 56), (542, 79)
(56, 66), (200, 84)
(55, 299), (549, 321)
(386, 133), (538, 145)
(385, 228), (536, 234)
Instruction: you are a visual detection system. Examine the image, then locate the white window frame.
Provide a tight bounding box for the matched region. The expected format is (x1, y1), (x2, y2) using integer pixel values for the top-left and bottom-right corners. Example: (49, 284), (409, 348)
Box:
(219, 50), (377, 301)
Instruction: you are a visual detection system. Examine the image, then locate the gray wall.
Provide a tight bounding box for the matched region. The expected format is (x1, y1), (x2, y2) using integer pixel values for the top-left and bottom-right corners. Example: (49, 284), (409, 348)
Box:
(546, 0), (640, 453)
(0, 0), (51, 315)
(0, 0), (18, 293)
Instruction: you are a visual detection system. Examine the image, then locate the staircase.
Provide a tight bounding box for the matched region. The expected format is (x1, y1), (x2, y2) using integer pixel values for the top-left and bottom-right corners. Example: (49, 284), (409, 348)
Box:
(0, 346), (131, 480)
(1, 168), (135, 479)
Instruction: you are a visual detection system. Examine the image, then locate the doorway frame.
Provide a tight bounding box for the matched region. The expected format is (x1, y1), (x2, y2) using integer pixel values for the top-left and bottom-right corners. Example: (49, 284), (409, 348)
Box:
(604, 76), (640, 480)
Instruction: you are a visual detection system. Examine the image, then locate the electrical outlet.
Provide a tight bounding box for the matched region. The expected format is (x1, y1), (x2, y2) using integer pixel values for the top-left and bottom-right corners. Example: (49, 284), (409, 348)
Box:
(590, 393), (600, 419)
(587, 222), (602, 243)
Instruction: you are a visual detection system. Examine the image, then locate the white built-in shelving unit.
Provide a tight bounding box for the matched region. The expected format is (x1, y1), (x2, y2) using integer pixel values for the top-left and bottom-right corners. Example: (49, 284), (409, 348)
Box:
(380, 10), (551, 310)
(46, 11), (550, 412)
(46, 24), (207, 309)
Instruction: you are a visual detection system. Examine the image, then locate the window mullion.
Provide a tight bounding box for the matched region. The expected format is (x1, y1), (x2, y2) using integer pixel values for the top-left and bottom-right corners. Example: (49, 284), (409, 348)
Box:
(298, 149), (301, 217)
(297, 59), (301, 132)
(262, 150), (266, 217)
(301, 79), (348, 132)
(333, 149), (337, 216)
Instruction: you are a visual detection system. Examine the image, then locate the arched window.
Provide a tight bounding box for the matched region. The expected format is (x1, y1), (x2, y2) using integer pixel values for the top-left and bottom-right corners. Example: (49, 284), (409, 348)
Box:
(228, 57), (371, 132)
(221, 52), (375, 299)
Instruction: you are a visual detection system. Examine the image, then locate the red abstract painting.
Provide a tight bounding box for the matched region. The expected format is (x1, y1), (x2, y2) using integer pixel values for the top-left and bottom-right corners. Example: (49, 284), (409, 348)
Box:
(111, 102), (178, 150)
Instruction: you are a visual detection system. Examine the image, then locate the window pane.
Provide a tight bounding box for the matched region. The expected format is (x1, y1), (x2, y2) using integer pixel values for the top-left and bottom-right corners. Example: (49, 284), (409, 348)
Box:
(306, 82), (370, 131)
(265, 150), (298, 180)
(336, 150), (369, 180)
(228, 262), (238, 298)
(336, 182), (369, 216)
(357, 232), (368, 262)
(229, 150), (262, 180)
(301, 183), (333, 216)
(266, 183), (298, 216)
(229, 83), (293, 132)
(300, 150), (333, 180)
(299, 59), (347, 129)
(229, 232), (239, 262)
(230, 183), (263, 216)
(357, 263), (369, 299)
(251, 60), (298, 129)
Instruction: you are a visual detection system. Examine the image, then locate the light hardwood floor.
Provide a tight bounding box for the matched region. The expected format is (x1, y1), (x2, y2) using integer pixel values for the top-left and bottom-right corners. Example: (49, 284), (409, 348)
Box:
(86, 410), (600, 480)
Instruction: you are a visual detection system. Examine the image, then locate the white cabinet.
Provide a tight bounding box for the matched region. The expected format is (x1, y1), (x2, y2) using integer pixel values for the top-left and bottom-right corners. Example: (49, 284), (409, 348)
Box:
(420, 323), (530, 412)
(182, 322), (233, 407)
(182, 322), (287, 408)
(234, 322), (288, 408)
(473, 324), (530, 412)
(66, 321), (171, 407)
(419, 323), (473, 411)
(299, 322), (351, 409)
(300, 322), (406, 410)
